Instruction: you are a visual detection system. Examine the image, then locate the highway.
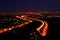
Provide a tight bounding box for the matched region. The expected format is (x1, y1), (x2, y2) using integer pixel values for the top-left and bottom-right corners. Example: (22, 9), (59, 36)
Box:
(0, 15), (48, 37)
(16, 15), (48, 36)
(0, 19), (32, 34)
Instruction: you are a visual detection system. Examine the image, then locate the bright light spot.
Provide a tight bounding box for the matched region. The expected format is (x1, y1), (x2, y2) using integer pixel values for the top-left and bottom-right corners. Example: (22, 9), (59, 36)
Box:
(9, 28), (12, 30)
(16, 16), (19, 17)
(28, 20), (33, 22)
(3, 28), (8, 32)
(21, 15), (25, 18)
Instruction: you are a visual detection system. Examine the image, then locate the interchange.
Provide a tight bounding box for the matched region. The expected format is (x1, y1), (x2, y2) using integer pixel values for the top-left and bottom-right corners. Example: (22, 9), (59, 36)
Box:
(0, 15), (48, 37)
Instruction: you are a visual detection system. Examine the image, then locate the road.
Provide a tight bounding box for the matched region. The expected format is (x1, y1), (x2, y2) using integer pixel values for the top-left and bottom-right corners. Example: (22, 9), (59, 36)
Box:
(0, 15), (48, 37)
(16, 15), (48, 36)
(0, 19), (32, 34)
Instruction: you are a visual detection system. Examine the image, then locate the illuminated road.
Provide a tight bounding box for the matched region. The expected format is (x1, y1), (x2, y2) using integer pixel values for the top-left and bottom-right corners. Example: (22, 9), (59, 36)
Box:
(0, 20), (32, 34)
(0, 15), (48, 37)
(16, 15), (48, 36)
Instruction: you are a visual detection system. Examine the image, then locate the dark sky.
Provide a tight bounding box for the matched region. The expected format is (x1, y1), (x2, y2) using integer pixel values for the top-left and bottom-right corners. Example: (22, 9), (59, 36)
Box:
(0, 0), (60, 12)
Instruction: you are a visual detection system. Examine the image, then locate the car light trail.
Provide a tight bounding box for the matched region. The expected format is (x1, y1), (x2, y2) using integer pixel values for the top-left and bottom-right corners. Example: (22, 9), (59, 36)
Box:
(0, 21), (32, 33)
(0, 15), (48, 37)
(16, 15), (48, 37)
(39, 21), (48, 36)
(0, 15), (33, 34)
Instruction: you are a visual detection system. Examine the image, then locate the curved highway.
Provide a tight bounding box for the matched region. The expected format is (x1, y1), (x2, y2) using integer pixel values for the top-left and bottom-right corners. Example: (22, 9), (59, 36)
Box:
(0, 15), (48, 37)
(16, 15), (48, 36)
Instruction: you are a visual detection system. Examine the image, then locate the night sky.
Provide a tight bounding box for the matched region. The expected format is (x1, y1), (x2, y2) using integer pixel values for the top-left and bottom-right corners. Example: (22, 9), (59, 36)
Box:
(0, 0), (60, 12)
